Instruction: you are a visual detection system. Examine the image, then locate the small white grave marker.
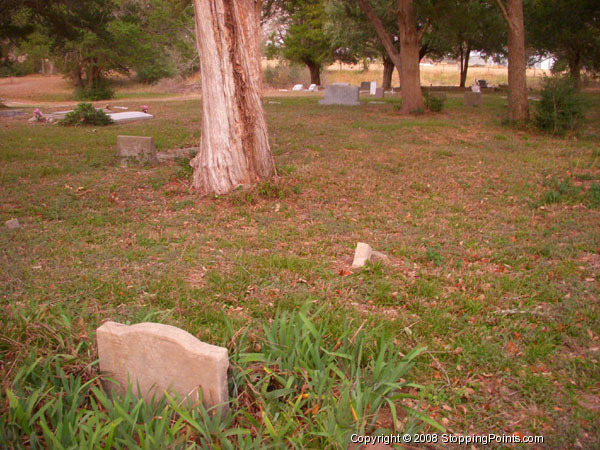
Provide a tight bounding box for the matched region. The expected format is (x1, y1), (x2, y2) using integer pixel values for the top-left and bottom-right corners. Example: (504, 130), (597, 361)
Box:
(370, 82), (377, 96)
(292, 84), (304, 91)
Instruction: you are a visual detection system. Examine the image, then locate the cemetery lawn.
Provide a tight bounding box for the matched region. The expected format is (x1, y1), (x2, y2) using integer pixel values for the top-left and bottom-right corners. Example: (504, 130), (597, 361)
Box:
(1, 92), (600, 447)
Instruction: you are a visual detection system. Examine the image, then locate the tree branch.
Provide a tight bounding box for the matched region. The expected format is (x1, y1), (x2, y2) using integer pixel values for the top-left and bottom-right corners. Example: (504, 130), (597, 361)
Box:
(493, 0), (511, 27)
(353, 0), (402, 70)
(417, 18), (431, 42)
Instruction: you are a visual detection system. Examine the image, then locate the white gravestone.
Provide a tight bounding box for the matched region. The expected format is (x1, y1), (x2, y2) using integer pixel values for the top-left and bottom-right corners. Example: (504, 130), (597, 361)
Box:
(370, 82), (377, 96)
(292, 84), (304, 91)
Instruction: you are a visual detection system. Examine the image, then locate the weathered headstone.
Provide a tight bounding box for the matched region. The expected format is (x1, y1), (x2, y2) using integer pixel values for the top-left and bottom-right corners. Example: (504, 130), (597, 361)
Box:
(352, 242), (373, 269)
(292, 84), (304, 91)
(370, 82), (377, 96)
(464, 91), (482, 107)
(97, 321), (229, 413)
(5, 218), (20, 229)
(308, 84), (318, 92)
(319, 84), (360, 106)
(360, 81), (371, 91)
(117, 135), (158, 166)
(374, 88), (384, 98)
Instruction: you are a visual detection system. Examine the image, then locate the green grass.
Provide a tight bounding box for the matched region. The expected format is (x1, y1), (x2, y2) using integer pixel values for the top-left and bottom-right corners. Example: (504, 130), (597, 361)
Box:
(1, 91), (599, 447)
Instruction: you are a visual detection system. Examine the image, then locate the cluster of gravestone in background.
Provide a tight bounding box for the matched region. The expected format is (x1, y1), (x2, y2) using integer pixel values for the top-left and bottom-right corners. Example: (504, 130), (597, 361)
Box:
(294, 80), (484, 107)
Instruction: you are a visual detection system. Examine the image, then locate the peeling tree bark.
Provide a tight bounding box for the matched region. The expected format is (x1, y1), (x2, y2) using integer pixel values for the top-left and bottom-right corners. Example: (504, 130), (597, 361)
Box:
(191, 0), (276, 196)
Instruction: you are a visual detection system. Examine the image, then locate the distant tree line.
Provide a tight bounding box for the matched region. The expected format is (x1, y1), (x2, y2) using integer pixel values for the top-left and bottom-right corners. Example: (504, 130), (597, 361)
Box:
(263, 0), (599, 118)
(0, 0), (198, 97)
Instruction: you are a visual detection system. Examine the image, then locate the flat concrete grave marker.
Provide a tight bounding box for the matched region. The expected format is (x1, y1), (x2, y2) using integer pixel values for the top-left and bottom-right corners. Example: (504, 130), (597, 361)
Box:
(109, 111), (153, 124)
(292, 84), (304, 91)
(464, 91), (482, 107)
(97, 321), (229, 413)
(117, 135), (158, 166)
(319, 84), (360, 106)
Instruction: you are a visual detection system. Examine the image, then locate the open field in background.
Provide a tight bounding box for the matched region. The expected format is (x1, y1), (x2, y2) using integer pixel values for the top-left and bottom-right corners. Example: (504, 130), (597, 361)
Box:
(1, 86), (599, 446)
(322, 63), (550, 90)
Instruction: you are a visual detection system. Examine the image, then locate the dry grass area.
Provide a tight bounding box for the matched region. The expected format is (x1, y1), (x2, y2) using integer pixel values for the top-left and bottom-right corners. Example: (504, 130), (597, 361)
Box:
(322, 63), (550, 89)
(1, 87), (599, 447)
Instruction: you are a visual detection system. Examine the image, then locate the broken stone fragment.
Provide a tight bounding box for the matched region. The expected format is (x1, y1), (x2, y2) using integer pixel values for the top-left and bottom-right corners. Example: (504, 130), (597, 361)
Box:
(351, 242), (373, 269)
(371, 250), (389, 263)
(5, 218), (20, 229)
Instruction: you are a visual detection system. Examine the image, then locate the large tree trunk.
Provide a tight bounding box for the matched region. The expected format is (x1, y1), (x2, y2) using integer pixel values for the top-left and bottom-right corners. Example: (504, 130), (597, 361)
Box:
(397, 0), (424, 113)
(496, 0), (529, 121)
(305, 60), (321, 85)
(382, 55), (394, 90)
(191, 0), (276, 195)
(459, 44), (471, 88)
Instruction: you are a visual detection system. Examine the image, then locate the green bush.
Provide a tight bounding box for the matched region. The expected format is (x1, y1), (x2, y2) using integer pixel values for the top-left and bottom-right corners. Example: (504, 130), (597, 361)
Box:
(263, 63), (305, 88)
(535, 75), (585, 135)
(59, 103), (114, 127)
(423, 91), (446, 112)
(74, 80), (115, 101)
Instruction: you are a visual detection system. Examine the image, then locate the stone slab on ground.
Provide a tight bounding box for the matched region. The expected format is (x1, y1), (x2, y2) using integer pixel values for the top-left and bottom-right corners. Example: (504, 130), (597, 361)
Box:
(0, 110), (27, 118)
(319, 84), (360, 106)
(156, 147), (199, 163)
(48, 110), (74, 120)
(117, 135), (158, 166)
(292, 84), (304, 91)
(108, 111), (153, 124)
(97, 321), (229, 412)
(464, 91), (482, 107)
